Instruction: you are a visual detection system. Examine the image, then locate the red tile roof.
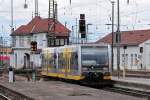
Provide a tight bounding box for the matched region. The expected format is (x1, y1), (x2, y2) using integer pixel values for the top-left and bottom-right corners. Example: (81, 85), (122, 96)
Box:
(97, 29), (150, 45)
(11, 16), (70, 37)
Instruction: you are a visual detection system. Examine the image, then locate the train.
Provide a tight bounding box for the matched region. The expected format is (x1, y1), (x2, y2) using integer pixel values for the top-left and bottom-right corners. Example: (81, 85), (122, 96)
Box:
(41, 44), (112, 85)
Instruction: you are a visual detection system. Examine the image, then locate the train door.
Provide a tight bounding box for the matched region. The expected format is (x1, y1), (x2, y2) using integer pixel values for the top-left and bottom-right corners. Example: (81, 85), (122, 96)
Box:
(48, 49), (58, 76)
(53, 49), (58, 74)
(69, 47), (80, 78)
(57, 46), (80, 80)
(41, 49), (49, 75)
(63, 48), (72, 78)
(57, 47), (68, 78)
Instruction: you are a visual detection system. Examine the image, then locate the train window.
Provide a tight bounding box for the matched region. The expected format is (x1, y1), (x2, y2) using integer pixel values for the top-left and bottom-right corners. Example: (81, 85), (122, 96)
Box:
(58, 53), (65, 69)
(71, 52), (78, 70)
(81, 47), (108, 68)
(82, 54), (108, 65)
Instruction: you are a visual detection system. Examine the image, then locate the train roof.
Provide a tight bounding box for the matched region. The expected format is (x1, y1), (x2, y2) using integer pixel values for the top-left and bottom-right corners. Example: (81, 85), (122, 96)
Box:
(42, 43), (109, 52)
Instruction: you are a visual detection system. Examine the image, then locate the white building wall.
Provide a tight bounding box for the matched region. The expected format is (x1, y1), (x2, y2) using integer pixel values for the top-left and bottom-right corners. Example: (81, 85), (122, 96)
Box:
(10, 33), (47, 69)
(12, 50), (30, 69)
(10, 54), (14, 67)
(33, 33), (47, 49)
(140, 39), (150, 70)
(113, 46), (140, 70)
(113, 39), (150, 71)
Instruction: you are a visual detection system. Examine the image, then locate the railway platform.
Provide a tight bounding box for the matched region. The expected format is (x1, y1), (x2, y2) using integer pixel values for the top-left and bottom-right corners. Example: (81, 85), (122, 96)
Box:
(113, 76), (150, 92)
(0, 74), (144, 100)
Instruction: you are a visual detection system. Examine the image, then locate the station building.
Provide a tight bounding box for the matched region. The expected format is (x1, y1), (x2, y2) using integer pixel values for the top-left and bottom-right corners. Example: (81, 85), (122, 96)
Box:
(97, 29), (150, 71)
(10, 16), (70, 69)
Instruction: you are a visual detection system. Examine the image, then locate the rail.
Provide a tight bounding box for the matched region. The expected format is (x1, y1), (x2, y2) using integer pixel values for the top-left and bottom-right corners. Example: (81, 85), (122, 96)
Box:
(104, 86), (150, 99)
(0, 93), (11, 100)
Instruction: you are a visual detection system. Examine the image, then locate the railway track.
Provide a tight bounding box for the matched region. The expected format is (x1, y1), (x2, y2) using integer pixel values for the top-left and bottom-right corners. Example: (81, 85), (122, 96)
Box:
(25, 75), (150, 99)
(61, 79), (150, 99)
(104, 86), (150, 99)
(0, 93), (11, 100)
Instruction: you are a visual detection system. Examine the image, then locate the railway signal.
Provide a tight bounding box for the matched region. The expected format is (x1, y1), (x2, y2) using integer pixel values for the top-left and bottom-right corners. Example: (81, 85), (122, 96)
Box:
(31, 41), (37, 52)
(79, 14), (86, 38)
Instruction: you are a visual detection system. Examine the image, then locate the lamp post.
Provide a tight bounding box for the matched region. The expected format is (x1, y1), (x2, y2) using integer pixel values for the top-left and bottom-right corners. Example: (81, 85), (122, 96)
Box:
(10, 0), (28, 81)
(11, 0), (14, 34)
(111, 1), (115, 73)
(86, 23), (92, 43)
(116, 0), (121, 78)
(0, 37), (3, 66)
(107, 0), (115, 73)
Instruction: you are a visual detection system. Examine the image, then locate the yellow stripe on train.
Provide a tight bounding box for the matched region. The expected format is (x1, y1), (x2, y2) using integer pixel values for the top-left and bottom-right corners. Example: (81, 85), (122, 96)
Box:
(44, 72), (84, 80)
(103, 76), (112, 80)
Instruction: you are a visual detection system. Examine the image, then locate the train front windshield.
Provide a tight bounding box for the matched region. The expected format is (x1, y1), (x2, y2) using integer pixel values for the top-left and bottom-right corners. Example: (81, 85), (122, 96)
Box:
(81, 46), (109, 70)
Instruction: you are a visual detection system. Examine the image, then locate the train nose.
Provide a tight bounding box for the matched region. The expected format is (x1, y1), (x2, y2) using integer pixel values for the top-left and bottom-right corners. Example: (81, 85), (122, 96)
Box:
(83, 72), (103, 81)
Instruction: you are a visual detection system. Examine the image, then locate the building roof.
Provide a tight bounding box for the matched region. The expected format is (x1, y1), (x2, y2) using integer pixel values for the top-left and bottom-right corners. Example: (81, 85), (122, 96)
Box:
(96, 29), (150, 45)
(11, 16), (70, 37)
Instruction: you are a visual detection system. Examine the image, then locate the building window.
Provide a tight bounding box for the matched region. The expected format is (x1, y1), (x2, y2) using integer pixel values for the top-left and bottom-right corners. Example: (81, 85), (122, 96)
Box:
(138, 55), (142, 69)
(34, 36), (37, 41)
(39, 38), (43, 46)
(56, 39), (59, 46)
(131, 54), (133, 69)
(121, 54), (124, 66)
(65, 39), (68, 45)
(19, 37), (24, 47)
(134, 54), (138, 66)
(27, 36), (31, 45)
(60, 39), (64, 45)
(50, 39), (55, 46)
(122, 54), (128, 68)
(12, 37), (16, 47)
(149, 54), (150, 68)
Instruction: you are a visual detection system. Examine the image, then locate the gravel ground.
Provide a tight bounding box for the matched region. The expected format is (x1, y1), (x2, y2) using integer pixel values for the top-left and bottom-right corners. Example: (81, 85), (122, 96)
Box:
(0, 75), (148, 100)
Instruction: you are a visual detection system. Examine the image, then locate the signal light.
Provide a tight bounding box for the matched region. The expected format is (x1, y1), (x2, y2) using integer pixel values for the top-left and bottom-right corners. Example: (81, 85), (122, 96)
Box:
(79, 14), (86, 38)
(79, 20), (86, 33)
(31, 41), (37, 51)
(81, 34), (86, 38)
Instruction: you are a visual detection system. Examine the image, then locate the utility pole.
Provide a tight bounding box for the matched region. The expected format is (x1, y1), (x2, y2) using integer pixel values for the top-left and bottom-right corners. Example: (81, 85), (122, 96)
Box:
(86, 24), (92, 43)
(54, 2), (58, 20)
(48, 0), (56, 47)
(0, 37), (3, 66)
(111, 1), (115, 73)
(76, 18), (78, 44)
(35, 0), (38, 16)
(116, 0), (121, 78)
(71, 26), (74, 44)
(11, 0), (14, 33)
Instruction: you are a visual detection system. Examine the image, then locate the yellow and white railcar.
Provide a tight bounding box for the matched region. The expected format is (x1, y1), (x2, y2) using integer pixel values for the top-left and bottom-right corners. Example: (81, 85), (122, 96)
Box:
(41, 44), (112, 82)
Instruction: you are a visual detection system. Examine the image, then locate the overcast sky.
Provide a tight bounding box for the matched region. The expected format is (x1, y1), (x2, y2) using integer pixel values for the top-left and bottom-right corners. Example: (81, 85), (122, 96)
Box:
(0, 0), (150, 42)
